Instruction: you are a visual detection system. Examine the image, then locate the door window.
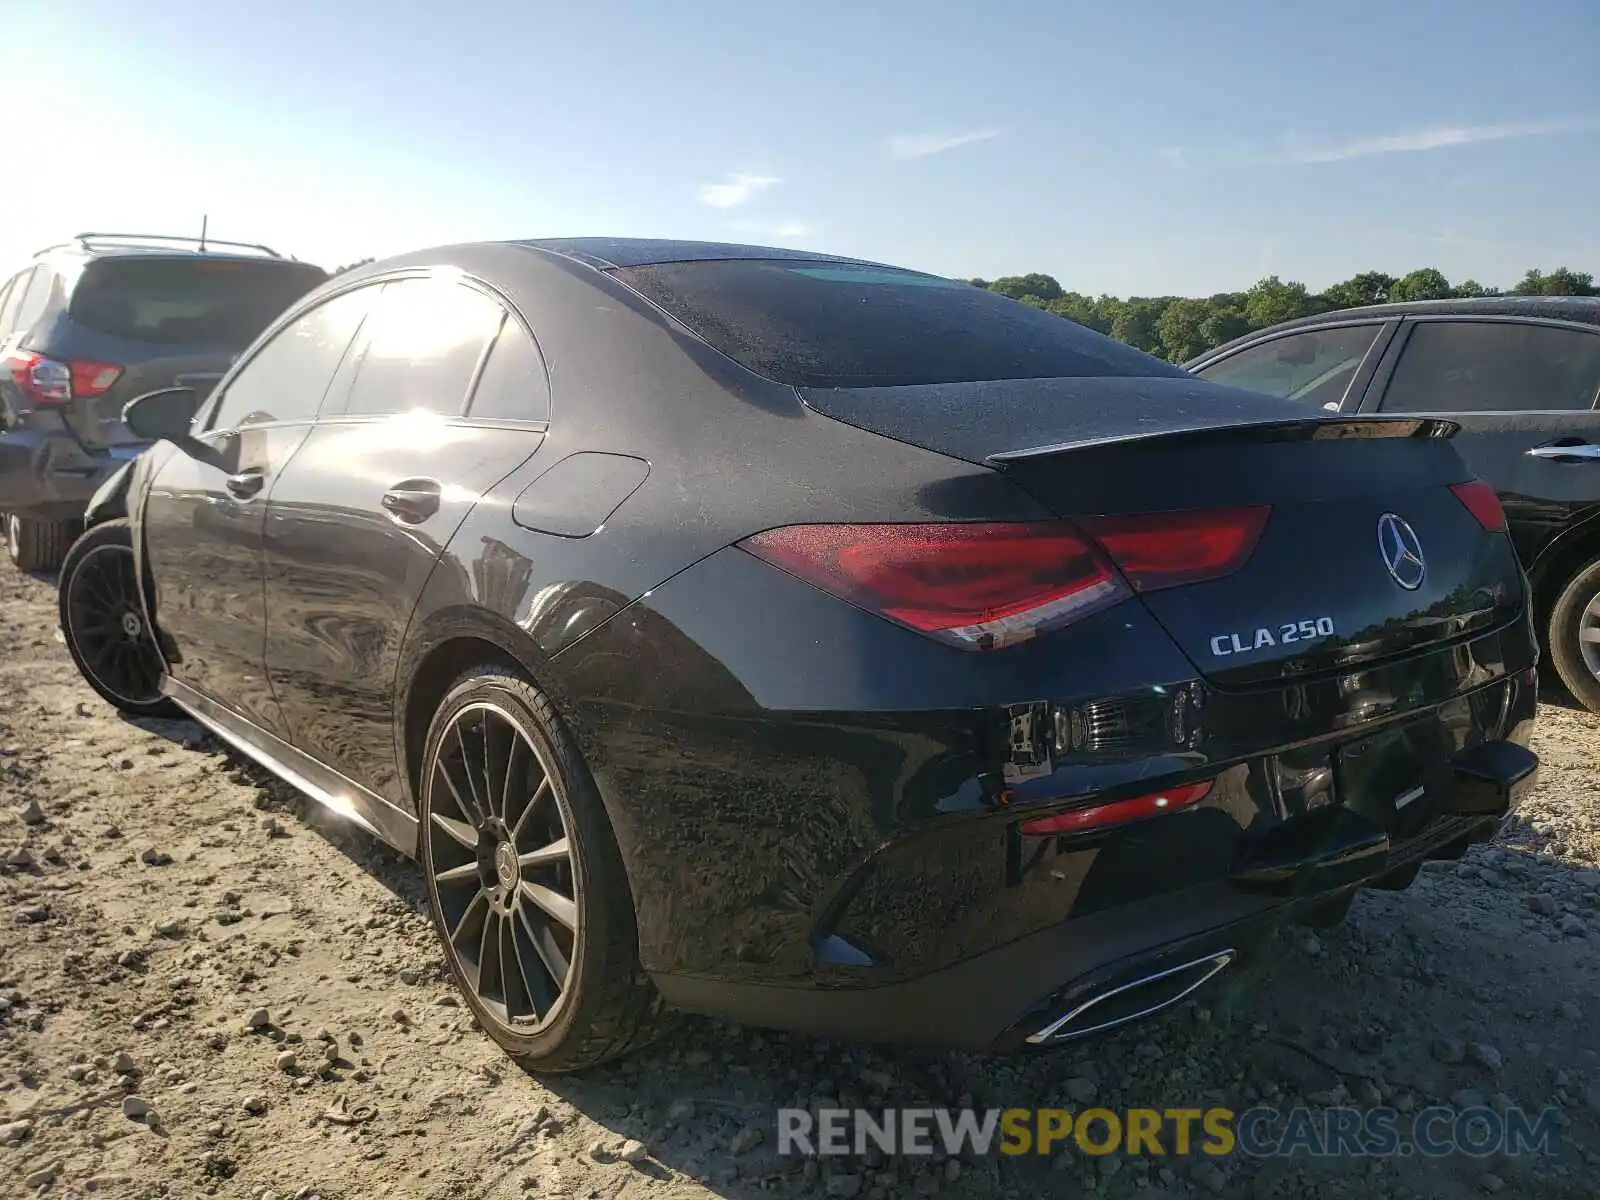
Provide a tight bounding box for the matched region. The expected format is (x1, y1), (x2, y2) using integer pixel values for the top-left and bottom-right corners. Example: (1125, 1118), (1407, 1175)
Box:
(207, 287), (374, 431)
(326, 277), (503, 418)
(1197, 325), (1383, 408)
(1379, 321), (1600, 413)
(465, 314), (550, 421)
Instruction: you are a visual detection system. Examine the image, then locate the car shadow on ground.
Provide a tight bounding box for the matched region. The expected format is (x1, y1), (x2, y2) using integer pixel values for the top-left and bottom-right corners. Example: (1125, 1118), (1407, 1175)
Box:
(116, 711), (432, 916)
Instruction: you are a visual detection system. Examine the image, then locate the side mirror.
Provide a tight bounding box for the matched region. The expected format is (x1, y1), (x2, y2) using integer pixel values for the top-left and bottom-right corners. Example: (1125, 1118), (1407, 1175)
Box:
(123, 387), (202, 449)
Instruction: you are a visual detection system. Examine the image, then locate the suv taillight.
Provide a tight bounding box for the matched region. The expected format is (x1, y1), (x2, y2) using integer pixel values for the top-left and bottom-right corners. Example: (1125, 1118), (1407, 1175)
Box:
(3, 352), (122, 407)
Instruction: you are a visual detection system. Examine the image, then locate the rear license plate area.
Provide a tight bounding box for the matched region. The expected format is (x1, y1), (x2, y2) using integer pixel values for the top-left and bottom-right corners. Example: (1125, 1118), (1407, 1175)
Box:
(1333, 718), (1451, 842)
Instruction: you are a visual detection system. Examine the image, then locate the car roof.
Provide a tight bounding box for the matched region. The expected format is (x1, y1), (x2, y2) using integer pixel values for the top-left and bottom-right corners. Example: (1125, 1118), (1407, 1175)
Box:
(512, 237), (886, 270)
(24, 233), (313, 272)
(1199, 295), (1600, 363)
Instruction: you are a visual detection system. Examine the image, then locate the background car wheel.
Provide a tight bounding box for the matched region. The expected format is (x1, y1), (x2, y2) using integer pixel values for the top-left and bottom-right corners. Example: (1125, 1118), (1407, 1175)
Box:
(57, 519), (178, 717)
(7, 513), (77, 573)
(419, 666), (663, 1073)
(1548, 555), (1600, 714)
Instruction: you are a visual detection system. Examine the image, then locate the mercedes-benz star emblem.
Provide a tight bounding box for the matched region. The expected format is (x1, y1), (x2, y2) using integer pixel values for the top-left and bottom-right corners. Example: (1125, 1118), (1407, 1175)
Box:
(1377, 513), (1425, 591)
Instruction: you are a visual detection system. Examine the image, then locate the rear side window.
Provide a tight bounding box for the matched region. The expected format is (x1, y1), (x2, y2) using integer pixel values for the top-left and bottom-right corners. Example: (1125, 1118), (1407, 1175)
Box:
(615, 260), (1181, 387)
(1380, 321), (1600, 413)
(12, 267), (57, 335)
(328, 278), (503, 418)
(208, 288), (373, 431)
(0, 270), (27, 333)
(466, 315), (549, 421)
(1197, 325), (1381, 408)
(68, 258), (328, 347)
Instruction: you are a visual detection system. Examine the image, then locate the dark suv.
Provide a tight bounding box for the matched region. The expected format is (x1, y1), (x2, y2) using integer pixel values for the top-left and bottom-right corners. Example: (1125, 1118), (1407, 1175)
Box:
(1189, 297), (1600, 712)
(0, 233), (326, 570)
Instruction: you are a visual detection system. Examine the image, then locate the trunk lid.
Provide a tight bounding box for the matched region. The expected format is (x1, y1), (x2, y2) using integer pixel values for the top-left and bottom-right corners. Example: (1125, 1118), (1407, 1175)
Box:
(801, 376), (1525, 685)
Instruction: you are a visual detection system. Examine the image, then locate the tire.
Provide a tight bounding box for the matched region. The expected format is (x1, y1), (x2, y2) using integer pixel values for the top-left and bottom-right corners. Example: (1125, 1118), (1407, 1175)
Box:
(7, 512), (76, 573)
(57, 519), (179, 717)
(418, 665), (663, 1072)
(1548, 555), (1600, 714)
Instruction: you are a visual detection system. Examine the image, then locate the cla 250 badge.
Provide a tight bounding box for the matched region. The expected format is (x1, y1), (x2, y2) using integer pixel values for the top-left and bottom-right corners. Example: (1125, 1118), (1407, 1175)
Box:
(1209, 616), (1335, 657)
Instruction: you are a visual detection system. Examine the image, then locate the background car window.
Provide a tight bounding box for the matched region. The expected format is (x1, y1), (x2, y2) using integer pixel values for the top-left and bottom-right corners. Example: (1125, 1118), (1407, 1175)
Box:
(67, 258), (327, 347)
(0, 272), (25, 334)
(1197, 325), (1381, 407)
(466, 314), (549, 421)
(615, 259), (1184, 387)
(207, 288), (373, 431)
(326, 278), (502, 418)
(11, 267), (56, 335)
(1379, 321), (1600, 413)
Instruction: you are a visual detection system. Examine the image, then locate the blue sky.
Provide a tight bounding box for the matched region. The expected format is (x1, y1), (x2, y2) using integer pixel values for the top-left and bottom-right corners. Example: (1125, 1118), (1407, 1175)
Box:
(4, 0), (1598, 296)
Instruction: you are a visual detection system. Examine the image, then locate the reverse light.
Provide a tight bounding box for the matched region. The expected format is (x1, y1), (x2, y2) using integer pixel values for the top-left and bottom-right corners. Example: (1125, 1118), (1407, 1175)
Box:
(3, 351), (121, 407)
(1449, 480), (1506, 533)
(740, 522), (1130, 650)
(1081, 506), (1271, 592)
(1019, 780), (1214, 836)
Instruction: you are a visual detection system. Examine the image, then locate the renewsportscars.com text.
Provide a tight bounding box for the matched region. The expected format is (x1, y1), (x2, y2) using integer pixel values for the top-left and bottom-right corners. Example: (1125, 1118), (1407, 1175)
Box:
(776, 1106), (1561, 1159)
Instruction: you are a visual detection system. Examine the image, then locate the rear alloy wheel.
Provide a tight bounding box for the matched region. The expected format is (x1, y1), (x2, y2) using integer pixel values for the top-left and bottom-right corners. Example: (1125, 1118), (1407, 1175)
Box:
(7, 513), (76, 573)
(57, 520), (177, 717)
(419, 667), (661, 1072)
(1549, 555), (1600, 713)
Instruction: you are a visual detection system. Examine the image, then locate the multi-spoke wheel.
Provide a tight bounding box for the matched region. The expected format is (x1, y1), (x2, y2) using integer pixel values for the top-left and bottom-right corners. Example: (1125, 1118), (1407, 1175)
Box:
(1549, 555), (1600, 713)
(57, 519), (177, 717)
(419, 666), (661, 1071)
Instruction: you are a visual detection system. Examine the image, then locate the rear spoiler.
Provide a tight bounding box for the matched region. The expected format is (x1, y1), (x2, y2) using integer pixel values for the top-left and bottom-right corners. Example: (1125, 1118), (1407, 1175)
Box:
(984, 415), (1460, 466)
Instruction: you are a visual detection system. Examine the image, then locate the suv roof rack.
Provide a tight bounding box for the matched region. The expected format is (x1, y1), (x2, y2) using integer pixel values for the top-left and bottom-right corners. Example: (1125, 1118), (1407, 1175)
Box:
(34, 232), (285, 260)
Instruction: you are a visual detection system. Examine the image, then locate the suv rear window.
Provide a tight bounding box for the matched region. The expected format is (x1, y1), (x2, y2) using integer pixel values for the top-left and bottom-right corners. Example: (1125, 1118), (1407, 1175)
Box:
(68, 258), (328, 347)
(615, 259), (1182, 387)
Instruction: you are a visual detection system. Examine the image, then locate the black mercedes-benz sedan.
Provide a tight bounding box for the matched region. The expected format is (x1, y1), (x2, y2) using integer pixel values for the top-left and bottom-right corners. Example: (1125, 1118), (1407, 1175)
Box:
(55, 238), (1538, 1072)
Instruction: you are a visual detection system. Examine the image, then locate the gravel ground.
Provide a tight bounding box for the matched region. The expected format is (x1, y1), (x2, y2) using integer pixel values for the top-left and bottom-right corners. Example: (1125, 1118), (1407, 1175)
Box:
(2, 556), (1599, 1200)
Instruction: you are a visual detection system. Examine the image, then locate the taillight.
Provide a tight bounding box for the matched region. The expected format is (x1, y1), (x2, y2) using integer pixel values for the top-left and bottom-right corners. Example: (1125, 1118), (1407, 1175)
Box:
(1019, 780), (1213, 836)
(2, 351), (121, 407)
(69, 360), (123, 398)
(1449, 480), (1506, 533)
(740, 522), (1130, 651)
(1081, 506), (1271, 591)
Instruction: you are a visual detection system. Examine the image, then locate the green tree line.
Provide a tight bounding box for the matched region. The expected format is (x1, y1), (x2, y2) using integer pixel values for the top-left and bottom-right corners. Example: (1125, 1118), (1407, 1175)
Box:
(969, 266), (1598, 363)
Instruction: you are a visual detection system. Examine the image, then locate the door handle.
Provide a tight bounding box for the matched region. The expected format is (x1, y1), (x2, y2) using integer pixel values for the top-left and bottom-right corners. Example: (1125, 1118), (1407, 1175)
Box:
(381, 478), (442, 524)
(224, 470), (265, 498)
(1526, 442), (1600, 461)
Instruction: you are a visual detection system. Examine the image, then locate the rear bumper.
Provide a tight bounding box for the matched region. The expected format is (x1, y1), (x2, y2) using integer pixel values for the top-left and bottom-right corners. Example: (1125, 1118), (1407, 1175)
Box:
(0, 429), (144, 519)
(553, 545), (1540, 1051)
(652, 740), (1529, 1051)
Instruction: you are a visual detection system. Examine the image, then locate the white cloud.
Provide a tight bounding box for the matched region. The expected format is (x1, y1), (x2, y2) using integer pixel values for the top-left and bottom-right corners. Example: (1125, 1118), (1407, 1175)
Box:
(1277, 117), (1600, 164)
(888, 130), (999, 160)
(697, 173), (780, 208)
(1156, 145), (1188, 168)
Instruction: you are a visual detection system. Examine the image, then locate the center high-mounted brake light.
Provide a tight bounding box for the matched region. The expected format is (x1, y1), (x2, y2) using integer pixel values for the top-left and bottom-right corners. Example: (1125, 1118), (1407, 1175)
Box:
(2, 351), (122, 407)
(1018, 780), (1214, 836)
(740, 506), (1272, 651)
(1449, 480), (1506, 533)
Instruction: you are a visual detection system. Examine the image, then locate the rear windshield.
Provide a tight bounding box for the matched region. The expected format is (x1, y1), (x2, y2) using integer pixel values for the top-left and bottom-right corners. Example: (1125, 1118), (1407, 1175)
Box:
(68, 258), (328, 347)
(614, 259), (1183, 387)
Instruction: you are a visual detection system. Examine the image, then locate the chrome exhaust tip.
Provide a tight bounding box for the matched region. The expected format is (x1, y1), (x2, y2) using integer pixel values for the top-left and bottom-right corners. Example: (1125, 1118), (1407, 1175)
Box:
(1024, 950), (1235, 1044)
